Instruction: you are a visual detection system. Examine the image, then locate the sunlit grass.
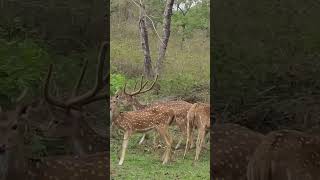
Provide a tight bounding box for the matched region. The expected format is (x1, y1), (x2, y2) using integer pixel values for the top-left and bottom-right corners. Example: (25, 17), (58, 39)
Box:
(110, 131), (210, 180)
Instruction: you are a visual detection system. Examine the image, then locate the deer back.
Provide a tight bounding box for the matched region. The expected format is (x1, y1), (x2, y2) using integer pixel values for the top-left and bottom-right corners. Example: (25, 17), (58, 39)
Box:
(27, 151), (108, 180)
(212, 123), (264, 180)
(114, 106), (174, 131)
(247, 130), (320, 180)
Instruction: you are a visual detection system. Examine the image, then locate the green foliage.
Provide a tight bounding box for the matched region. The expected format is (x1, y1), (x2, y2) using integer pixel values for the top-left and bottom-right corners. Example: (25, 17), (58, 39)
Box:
(172, 1), (209, 39)
(160, 73), (198, 95)
(110, 73), (126, 96)
(0, 39), (51, 107)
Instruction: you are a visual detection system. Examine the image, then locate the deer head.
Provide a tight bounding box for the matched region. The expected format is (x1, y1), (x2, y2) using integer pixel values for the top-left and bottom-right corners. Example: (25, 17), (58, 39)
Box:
(42, 42), (109, 155)
(114, 74), (158, 109)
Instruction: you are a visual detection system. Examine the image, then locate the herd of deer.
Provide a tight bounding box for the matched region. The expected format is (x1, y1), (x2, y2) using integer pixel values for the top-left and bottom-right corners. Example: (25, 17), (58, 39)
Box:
(110, 74), (211, 165)
(1, 41), (320, 180)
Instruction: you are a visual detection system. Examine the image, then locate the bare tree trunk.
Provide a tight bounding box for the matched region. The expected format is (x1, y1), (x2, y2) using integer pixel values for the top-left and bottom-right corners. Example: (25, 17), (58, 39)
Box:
(155, 0), (175, 75)
(139, 4), (154, 79)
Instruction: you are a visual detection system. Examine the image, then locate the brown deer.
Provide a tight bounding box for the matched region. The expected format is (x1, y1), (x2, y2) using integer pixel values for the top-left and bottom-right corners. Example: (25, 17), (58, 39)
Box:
(183, 102), (210, 160)
(42, 42), (109, 155)
(0, 106), (108, 180)
(114, 76), (193, 150)
(110, 96), (175, 165)
(211, 123), (265, 180)
(113, 75), (157, 145)
(247, 129), (320, 180)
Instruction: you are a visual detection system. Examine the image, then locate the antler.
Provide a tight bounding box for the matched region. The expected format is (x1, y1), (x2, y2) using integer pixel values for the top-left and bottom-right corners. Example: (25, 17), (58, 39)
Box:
(123, 74), (158, 96)
(44, 41), (109, 109)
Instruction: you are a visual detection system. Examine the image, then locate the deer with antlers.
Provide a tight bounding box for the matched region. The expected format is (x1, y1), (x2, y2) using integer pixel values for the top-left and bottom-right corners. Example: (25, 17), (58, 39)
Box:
(0, 105), (108, 180)
(42, 42), (109, 155)
(112, 75), (156, 145)
(110, 91), (175, 165)
(114, 75), (194, 150)
(183, 102), (210, 161)
(247, 129), (320, 180)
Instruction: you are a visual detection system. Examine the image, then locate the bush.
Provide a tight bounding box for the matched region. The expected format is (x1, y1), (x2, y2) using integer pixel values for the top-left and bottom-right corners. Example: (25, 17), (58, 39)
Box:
(0, 39), (51, 107)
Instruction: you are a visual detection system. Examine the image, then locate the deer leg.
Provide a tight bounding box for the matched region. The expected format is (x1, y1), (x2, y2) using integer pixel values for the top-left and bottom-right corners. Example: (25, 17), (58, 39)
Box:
(157, 126), (172, 164)
(189, 126), (195, 149)
(118, 131), (131, 165)
(195, 126), (206, 161)
(175, 123), (186, 150)
(183, 120), (191, 158)
(138, 133), (146, 145)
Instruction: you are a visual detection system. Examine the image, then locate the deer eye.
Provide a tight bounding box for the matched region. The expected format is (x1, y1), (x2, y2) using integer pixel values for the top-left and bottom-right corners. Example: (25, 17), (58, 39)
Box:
(11, 124), (18, 130)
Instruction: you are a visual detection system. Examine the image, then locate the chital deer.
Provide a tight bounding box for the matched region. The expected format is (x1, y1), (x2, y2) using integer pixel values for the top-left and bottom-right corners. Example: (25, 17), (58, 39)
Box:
(113, 75), (157, 145)
(115, 76), (193, 150)
(110, 96), (175, 165)
(43, 42), (109, 155)
(211, 123), (264, 180)
(183, 102), (210, 160)
(0, 106), (108, 180)
(247, 129), (320, 180)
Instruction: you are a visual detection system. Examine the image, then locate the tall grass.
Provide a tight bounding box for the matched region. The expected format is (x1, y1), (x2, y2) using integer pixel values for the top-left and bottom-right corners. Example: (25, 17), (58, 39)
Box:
(111, 22), (209, 102)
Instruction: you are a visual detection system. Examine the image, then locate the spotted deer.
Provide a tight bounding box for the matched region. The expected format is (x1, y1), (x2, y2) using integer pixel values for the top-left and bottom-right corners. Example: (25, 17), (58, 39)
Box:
(110, 96), (175, 165)
(113, 75), (157, 145)
(114, 76), (193, 150)
(211, 123), (264, 180)
(247, 129), (320, 180)
(183, 102), (210, 160)
(0, 106), (108, 180)
(42, 42), (109, 155)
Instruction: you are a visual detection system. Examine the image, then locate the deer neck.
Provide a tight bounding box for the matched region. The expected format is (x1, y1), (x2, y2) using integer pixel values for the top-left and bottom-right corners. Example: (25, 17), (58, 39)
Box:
(68, 110), (86, 156)
(132, 98), (146, 110)
(111, 106), (122, 125)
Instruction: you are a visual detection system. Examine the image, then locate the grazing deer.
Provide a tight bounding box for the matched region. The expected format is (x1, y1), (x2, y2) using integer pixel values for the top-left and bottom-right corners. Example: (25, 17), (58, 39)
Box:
(113, 75), (157, 145)
(184, 102), (210, 160)
(110, 96), (175, 165)
(211, 123), (264, 180)
(42, 42), (109, 155)
(0, 106), (108, 180)
(114, 76), (193, 150)
(247, 129), (320, 180)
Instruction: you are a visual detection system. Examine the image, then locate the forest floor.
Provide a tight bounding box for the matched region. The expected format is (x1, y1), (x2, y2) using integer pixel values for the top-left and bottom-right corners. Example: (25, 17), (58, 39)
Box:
(110, 128), (210, 180)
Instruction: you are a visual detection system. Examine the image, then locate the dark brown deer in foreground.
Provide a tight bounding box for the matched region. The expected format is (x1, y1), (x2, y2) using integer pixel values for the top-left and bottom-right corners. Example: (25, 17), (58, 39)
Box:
(114, 76), (193, 150)
(247, 129), (320, 180)
(0, 106), (108, 180)
(43, 42), (109, 155)
(211, 123), (264, 180)
(110, 95), (175, 165)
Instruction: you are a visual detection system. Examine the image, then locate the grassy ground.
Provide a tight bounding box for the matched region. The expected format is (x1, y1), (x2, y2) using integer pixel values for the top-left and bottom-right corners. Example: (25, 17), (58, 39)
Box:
(110, 129), (210, 180)
(110, 16), (210, 180)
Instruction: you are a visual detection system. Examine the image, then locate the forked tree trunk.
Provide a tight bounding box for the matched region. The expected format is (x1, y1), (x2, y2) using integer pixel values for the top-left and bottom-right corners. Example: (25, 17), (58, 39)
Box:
(155, 0), (175, 75)
(139, 3), (154, 79)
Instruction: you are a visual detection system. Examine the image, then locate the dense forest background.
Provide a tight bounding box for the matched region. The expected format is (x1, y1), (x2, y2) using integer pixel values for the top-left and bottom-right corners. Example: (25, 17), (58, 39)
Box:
(0, 0), (106, 108)
(0, 0), (107, 159)
(110, 0), (210, 104)
(214, 0), (320, 133)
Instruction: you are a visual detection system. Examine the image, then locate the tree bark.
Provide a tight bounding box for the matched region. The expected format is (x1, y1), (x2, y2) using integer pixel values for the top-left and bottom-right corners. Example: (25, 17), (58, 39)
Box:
(155, 0), (175, 75)
(139, 4), (154, 79)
